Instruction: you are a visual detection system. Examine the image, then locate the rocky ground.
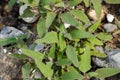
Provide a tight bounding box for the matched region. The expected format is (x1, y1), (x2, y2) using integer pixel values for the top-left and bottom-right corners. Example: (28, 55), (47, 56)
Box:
(0, 0), (120, 80)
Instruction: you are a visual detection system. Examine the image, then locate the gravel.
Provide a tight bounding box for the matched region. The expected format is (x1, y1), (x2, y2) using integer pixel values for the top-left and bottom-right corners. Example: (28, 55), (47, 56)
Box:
(103, 23), (118, 32)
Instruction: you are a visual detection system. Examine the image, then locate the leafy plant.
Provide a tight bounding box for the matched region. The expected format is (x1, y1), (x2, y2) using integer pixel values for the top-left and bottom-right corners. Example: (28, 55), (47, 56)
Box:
(6, 0), (120, 80)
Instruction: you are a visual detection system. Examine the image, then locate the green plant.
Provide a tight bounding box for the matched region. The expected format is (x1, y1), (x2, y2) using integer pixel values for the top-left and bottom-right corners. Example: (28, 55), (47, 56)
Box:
(6, 0), (120, 80)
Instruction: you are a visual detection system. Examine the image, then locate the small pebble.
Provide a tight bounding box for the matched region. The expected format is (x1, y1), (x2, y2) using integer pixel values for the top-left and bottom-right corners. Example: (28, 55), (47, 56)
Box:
(18, 49), (23, 54)
(103, 23), (117, 32)
(34, 43), (44, 52)
(106, 14), (114, 22)
(95, 46), (105, 53)
(3, 49), (7, 53)
(34, 71), (42, 79)
(64, 23), (71, 28)
(8, 52), (12, 54)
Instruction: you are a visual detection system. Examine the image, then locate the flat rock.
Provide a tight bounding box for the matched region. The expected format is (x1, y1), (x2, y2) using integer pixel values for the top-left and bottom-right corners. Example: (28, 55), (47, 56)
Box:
(93, 49), (120, 68)
(103, 23), (117, 32)
(107, 49), (120, 68)
(0, 26), (24, 39)
(34, 43), (44, 52)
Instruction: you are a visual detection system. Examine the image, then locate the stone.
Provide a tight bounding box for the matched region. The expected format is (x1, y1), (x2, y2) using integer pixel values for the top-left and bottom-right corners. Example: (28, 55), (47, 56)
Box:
(34, 43), (44, 52)
(64, 23), (71, 28)
(106, 14), (114, 22)
(93, 49), (120, 68)
(0, 26), (24, 39)
(34, 70), (42, 79)
(107, 49), (120, 68)
(19, 4), (39, 23)
(29, 43), (44, 52)
(92, 46), (108, 67)
(87, 7), (105, 21)
(103, 23), (117, 32)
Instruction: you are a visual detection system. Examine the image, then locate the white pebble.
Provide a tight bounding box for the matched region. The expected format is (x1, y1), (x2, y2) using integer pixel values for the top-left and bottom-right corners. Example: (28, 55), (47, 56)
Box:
(106, 14), (114, 22)
(18, 49), (23, 54)
(71, 6), (75, 9)
(3, 49), (7, 53)
(64, 23), (71, 28)
(8, 52), (12, 54)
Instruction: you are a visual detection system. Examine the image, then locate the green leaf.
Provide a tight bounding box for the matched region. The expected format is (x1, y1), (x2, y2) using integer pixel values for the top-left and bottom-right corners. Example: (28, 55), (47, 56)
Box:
(70, 10), (90, 24)
(88, 72), (99, 78)
(19, 0), (40, 7)
(35, 59), (53, 77)
(55, 2), (65, 7)
(41, 0), (61, 7)
(8, 54), (27, 60)
(37, 17), (46, 38)
(79, 46), (91, 73)
(8, 0), (17, 9)
(83, 0), (89, 7)
(0, 34), (27, 46)
(35, 31), (58, 44)
(22, 49), (53, 77)
(64, 33), (73, 40)
(53, 0), (62, 3)
(56, 58), (71, 66)
(21, 49), (44, 60)
(60, 13), (79, 26)
(90, 51), (107, 58)
(41, 0), (53, 6)
(91, 0), (102, 18)
(105, 0), (120, 4)
(48, 44), (55, 58)
(59, 33), (66, 51)
(95, 68), (120, 79)
(88, 38), (103, 46)
(66, 45), (79, 67)
(17, 39), (28, 48)
(60, 24), (67, 34)
(68, 0), (82, 6)
(70, 30), (94, 39)
(115, 18), (120, 28)
(22, 63), (31, 79)
(96, 33), (113, 41)
(46, 12), (56, 29)
(88, 20), (101, 32)
(19, 7), (34, 18)
(61, 71), (83, 80)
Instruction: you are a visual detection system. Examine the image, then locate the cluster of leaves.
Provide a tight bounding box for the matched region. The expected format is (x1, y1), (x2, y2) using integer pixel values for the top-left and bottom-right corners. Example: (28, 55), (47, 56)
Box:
(5, 0), (120, 80)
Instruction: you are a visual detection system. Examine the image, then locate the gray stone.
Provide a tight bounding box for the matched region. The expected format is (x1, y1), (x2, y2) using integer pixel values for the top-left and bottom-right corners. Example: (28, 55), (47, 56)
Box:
(34, 70), (42, 79)
(0, 26), (24, 39)
(34, 43), (44, 52)
(29, 43), (44, 52)
(95, 46), (105, 53)
(93, 46), (108, 67)
(93, 49), (120, 68)
(103, 23), (117, 32)
(107, 49), (120, 68)
(19, 4), (39, 23)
